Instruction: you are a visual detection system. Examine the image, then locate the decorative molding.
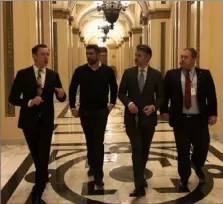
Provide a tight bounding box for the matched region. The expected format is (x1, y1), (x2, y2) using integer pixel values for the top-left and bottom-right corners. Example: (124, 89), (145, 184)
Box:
(140, 12), (148, 25)
(131, 28), (142, 34)
(3, 2), (15, 117)
(53, 22), (58, 73)
(53, 9), (70, 19)
(128, 31), (132, 38)
(76, 4), (86, 14)
(72, 27), (79, 35)
(128, 4), (135, 14)
(161, 22), (166, 76)
(148, 10), (171, 20)
(68, 16), (74, 26)
(123, 37), (129, 42)
(80, 37), (84, 42)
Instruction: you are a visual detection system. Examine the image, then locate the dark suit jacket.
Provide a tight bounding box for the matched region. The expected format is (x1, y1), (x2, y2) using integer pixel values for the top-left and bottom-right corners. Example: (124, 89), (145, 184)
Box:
(118, 66), (164, 127)
(9, 66), (66, 132)
(160, 67), (217, 127)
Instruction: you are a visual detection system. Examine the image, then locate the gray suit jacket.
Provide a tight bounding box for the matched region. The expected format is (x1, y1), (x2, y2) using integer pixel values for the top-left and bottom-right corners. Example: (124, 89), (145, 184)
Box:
(118, 66), (164, 127)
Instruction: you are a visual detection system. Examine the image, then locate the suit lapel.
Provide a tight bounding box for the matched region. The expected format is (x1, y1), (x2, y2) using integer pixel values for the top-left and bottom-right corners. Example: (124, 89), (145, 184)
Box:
(195, 67), (202, 93)
(30, 66), (38, 90)
(177, 68), (183, 97)
(133, 67), (141, 94)
(141, 67), (152, 94)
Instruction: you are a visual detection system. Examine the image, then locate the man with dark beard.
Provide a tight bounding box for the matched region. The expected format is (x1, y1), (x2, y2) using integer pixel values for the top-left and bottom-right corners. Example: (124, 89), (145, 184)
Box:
(69, 44), (118, 187)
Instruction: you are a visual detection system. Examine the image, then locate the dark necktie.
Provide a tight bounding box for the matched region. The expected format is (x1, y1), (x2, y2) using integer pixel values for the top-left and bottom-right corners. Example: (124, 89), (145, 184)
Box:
(37, 69), (42, 96)
(139, 69), (145, 92)
(184, 70), (191, 109)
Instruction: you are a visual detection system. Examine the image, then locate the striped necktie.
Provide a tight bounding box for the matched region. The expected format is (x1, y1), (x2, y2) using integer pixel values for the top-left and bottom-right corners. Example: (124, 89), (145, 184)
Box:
(37, 69), (43, 96)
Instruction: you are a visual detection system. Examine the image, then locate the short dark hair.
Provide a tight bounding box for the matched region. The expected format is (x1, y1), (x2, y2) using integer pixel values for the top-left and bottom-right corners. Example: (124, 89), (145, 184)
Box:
(99, 47), (108, 53)
(184, 47), (197, 58)
(136, 44), (152, 57)
(86, 44), (100, 54)
(32, 44), (48, 55)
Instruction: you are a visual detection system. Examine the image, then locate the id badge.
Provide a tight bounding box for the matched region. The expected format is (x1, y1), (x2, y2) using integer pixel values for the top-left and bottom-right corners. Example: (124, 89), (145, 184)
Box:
(191, 87), (196, 96)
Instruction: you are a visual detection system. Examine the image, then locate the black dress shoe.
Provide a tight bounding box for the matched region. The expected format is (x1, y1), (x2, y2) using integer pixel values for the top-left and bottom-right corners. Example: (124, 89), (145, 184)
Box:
(87, 169), (93, 177)
(31, 191), (43, 204)
(129, 187), (145, 197)
(94, 179), (104, 188)
(143, 179), (148, 188)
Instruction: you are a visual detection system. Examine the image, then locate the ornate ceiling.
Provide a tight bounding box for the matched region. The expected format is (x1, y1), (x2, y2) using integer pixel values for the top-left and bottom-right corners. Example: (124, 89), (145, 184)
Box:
(53, 1), (171, 46)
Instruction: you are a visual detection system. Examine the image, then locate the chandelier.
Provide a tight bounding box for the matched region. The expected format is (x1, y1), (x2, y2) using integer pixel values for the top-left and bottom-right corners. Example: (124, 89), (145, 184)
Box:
(96, 1), (130, 29)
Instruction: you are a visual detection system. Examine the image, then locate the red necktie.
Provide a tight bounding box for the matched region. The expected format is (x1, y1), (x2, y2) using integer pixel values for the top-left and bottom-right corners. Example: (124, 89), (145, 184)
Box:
(184, 71), (191, 109)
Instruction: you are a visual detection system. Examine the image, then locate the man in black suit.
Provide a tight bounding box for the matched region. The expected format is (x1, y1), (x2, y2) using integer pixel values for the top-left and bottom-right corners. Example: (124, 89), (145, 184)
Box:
(69, 44), (118, 187)
(160, 48), (217, 189)
(118, 45), (163, 197)
(9, 44), (66, 203)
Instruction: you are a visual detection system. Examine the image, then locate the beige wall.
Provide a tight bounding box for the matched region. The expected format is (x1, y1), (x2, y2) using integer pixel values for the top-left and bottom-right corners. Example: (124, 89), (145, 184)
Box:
(1, 2), (39, 141)
(200, 2), (223, 137)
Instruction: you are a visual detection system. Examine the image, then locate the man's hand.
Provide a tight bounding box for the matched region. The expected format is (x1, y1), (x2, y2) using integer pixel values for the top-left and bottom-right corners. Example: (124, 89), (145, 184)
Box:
(30, 96), (44, 107)
(128, 103), (138, 114)
(143, 105), (154, 116)
(161, 113), (170, 120)
(108, 103), (114, 113)
(71, 108), (79, 118)
(55, 88), (65, 99)
(209, 116), (217, 125)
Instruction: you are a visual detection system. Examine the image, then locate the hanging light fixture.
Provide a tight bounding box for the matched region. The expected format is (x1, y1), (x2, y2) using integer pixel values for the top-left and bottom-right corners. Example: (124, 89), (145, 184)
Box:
(96, 1), (130, 29)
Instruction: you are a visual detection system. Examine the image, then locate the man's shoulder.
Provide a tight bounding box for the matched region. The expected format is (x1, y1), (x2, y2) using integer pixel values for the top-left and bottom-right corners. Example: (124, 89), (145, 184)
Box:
(124, 66), (137, 73)
(17, 66), (33, 75)
(148, 66), (162, 75)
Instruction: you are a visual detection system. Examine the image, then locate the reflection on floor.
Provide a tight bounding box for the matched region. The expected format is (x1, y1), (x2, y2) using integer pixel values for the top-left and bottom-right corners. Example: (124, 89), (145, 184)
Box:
(1, 101), (223, 204)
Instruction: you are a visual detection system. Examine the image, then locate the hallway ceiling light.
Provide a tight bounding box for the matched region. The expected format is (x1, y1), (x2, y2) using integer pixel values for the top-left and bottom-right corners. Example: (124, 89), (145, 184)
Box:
(96, 1), (130, 29)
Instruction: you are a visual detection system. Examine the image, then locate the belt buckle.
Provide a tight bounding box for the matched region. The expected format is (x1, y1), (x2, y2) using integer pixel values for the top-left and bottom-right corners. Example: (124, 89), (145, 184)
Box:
(185, 114), (192, 117)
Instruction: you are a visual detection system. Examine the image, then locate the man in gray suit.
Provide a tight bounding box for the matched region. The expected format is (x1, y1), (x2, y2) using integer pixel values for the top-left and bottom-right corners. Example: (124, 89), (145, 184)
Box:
(118, 45), (163, 197)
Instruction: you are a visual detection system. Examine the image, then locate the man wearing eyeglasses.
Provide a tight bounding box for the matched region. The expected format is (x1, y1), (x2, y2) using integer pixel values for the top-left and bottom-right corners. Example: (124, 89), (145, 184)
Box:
(118, 44), (164, 197)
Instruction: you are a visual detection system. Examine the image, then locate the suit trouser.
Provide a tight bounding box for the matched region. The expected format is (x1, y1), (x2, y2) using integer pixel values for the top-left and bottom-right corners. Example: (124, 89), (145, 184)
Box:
(23, 117), (53, 193)
(126, 124), (155, 188)
(80, 107), (109, 180)
(173, 115), (210, 181)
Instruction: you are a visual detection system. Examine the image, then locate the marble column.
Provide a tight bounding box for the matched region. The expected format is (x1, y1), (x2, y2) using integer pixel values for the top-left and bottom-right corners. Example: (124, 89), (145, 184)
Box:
(53, 9), (70, 95)
(72, 27), (79, 72)
(123, 37), (130, 70)
(131, 28), (142, 65)
(78, 36), (86, 65)
(148, 10), (171, 72)
(41, 1), (53, 68)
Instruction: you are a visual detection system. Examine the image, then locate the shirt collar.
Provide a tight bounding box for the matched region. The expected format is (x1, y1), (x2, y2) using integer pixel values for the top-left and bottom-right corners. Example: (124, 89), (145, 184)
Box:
(182, 66), (195, 74)
(138, 66), (148, 73)
(88, 61), (102, 70)
(33, 65), (46, 74)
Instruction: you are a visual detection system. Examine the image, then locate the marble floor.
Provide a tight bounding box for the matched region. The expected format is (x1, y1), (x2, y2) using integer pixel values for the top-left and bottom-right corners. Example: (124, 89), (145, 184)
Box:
(1, 101), (223, 204)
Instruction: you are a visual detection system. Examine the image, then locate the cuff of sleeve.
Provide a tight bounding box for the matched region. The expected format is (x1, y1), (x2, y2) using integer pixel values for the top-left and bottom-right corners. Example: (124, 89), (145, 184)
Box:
(28, 100), (32, 107)
(151, 105), (156, 111)
(128, 102), (133, 108)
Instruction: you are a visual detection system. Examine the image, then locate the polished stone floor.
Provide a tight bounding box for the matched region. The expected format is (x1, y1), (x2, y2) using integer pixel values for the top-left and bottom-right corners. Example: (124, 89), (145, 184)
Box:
(1, 101), (223, 204)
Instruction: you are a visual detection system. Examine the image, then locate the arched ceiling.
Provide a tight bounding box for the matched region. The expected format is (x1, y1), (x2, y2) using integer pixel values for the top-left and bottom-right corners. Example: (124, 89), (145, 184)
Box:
(53, 1), (171, 46)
